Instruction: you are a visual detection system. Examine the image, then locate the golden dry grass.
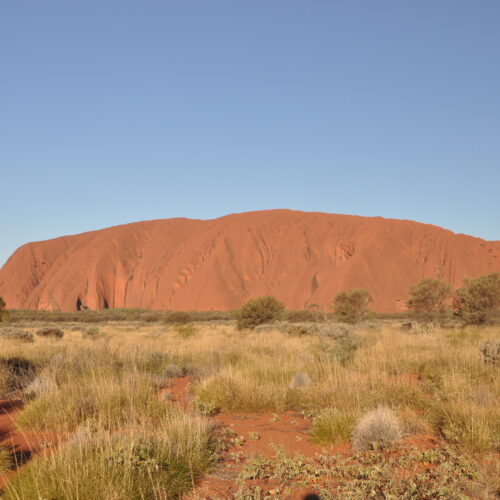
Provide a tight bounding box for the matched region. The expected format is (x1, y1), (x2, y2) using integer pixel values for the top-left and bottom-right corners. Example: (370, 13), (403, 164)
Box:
(0, 319), (498, 498)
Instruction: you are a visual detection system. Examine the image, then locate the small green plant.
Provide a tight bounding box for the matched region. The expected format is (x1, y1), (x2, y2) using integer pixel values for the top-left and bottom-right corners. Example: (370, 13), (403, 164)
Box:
(192, 398), (220, 416)
(236, 296), (284, 330)
(453, 272), (500, 324)
(332, 289), (372, 324)
(351, 407), (402, 451)
(36, 327), (64, 339)
(83, 325), (102, 338)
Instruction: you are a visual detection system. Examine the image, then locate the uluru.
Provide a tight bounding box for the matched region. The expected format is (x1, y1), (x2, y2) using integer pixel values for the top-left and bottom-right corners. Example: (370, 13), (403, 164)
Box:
(0, 209), (499, 313)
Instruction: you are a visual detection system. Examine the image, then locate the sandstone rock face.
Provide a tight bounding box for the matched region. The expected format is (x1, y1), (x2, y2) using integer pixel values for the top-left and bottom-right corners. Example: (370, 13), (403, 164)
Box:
(0, 210), (499, 312)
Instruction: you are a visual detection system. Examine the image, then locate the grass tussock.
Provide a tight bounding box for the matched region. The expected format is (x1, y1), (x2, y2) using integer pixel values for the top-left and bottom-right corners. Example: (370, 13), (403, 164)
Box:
(0, 446), (12, 474)
(14, 348), (173, 433)
(311, 408), (357, 445)
(3, 414), (216, 500)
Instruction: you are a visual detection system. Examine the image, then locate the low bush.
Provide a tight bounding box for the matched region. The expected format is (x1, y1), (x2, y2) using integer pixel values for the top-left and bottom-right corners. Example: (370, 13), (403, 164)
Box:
(83, 325), (102, 338)
(316, 334), (360, 365)
(351, 407), (402, 451)
(0, 327), (34, 342)
(36, 327), (64, 339)
(165, 311), (191, 324)
(480, 340), (500, 365)
(284, 310), (322, 323)
(174, 323), (198, 338)
(286, 323), (314, 336)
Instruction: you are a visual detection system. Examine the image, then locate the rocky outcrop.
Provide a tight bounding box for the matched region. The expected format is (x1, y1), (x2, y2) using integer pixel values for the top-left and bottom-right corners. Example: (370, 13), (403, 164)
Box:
(0, 210), (499, 312)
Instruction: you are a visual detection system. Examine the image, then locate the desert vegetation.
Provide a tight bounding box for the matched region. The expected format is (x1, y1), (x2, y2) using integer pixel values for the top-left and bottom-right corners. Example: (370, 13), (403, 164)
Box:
(407, 278), (452, 316)
(0, 309), (497, 498)
(332, 288), (373, 324)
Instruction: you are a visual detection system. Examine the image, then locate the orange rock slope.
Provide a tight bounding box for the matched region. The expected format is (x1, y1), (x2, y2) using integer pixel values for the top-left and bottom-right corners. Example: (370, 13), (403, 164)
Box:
(1, 210), (499, 312)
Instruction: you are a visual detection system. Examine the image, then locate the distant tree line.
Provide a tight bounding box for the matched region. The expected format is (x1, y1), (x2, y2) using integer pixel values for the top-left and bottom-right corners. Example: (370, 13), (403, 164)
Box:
(235, 272), (500, 328)
(2, 271), (499, 329)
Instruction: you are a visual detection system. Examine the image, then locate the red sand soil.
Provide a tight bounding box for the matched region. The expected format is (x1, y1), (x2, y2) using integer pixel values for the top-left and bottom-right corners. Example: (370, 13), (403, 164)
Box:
(1, 210), (499, 312)
(166, 377), (440, 500)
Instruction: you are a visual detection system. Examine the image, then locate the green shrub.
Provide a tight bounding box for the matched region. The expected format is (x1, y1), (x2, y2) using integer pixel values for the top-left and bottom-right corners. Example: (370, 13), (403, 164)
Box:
(453, 272), (500, 324)
(332, 289), (372, 324)
(36, 327), (64, 339)
(407, 278), (452, 315)
(236, 296), (284, 330)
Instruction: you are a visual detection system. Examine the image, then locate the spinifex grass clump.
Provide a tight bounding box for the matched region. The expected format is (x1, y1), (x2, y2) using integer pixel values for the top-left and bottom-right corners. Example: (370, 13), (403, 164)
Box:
(352, 407), (402, 451)
(311, 408), (357, 445)
(4, 414), (217, 500)
(0, 356), (38, 394)
(15, 348), (172, 432)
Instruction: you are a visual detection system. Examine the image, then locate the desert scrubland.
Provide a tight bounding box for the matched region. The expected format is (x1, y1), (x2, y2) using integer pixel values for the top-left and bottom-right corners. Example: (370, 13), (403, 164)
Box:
(0, 317), (498, 499)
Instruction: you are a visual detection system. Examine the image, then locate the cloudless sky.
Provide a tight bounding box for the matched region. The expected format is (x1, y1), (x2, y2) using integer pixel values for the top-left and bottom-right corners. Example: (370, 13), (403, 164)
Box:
(1, 1), (499, 266)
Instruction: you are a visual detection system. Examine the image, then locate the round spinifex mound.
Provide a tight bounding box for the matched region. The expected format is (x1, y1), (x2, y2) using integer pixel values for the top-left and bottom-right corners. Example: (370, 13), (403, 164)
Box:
(352, 407), (402, 451)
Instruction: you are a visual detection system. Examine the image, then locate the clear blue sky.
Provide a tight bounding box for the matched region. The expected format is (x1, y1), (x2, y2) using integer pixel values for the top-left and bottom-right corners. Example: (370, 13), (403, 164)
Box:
(1, 1), (499, 266)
